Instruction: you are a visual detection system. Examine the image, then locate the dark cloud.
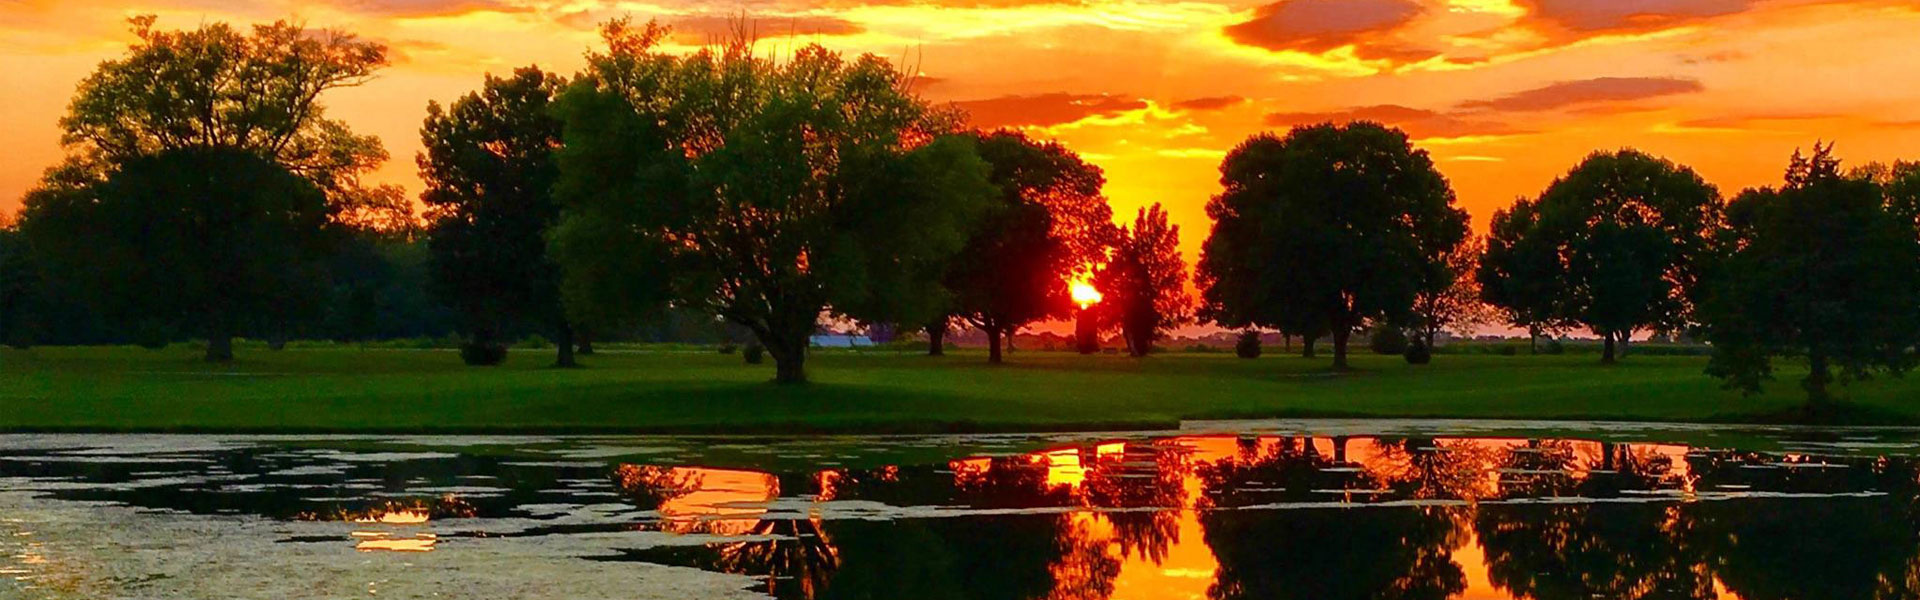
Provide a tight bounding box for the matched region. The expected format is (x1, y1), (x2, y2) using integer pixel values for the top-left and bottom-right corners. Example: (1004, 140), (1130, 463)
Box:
(950, 93), (1147, 129)
(1264, 104), (1522, 138)
(1172, 96), (1246, 111)
(1223, 0), (1424, 54)
(665, 15), (864, 44)
(1518, 0), (1757, 32)
(1458, 77), (1703, 112)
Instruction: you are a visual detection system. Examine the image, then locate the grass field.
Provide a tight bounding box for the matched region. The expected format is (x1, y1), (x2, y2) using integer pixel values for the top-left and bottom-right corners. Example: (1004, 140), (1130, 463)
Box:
(1, 345), (1915, 434)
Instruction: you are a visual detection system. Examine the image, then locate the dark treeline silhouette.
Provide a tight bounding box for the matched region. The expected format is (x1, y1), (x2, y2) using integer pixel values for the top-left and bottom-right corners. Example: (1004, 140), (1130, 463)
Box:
(6, 16), (1920, 402)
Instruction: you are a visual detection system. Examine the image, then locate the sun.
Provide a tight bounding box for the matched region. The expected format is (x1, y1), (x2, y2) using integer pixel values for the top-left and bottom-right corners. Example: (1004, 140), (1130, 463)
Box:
(1070, 278), (1103, 308)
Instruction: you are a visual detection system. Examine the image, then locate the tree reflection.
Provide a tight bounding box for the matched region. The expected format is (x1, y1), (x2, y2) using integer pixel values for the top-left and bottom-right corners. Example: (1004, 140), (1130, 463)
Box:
(1196, 436), (1466, 600)
(1688, 453), (1920, 600)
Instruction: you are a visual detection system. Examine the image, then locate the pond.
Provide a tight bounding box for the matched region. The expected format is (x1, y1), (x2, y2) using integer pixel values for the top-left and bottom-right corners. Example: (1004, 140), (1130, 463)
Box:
(2, 419), (1918, 599)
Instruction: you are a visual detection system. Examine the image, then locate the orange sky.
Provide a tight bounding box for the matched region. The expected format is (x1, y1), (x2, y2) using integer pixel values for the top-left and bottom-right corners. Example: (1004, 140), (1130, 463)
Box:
(6, 0), (1920, 270)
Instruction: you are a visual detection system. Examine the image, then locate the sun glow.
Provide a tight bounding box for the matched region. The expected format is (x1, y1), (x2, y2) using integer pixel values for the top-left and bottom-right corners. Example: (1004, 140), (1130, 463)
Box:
(1070, 278), (1103, 308)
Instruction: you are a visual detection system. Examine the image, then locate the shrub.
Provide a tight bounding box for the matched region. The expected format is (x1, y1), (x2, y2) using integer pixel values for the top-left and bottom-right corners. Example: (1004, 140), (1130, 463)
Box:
(743, 343), (764, 364)
(1369, 324), (1408, 355)
(718, 342), (738, 354)
(460, 341), (508, 366)
(1543, 339), (1566, 355)
(516, 334), (552, 349)
(132, 320), (171, 350)
(1496, 344), (1518, 356)
(1404, 341), (1432, 364)
(1235, 331), (1262, 359)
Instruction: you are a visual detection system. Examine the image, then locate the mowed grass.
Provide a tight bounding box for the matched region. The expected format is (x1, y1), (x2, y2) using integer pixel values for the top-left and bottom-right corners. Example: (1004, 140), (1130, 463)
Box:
(1, 345), (1916, 434)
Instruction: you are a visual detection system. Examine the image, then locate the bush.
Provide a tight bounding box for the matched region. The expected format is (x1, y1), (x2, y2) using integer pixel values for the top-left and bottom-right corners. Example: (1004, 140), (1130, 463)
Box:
(743, 343), (764, 364)
(516, 334), (552, 349)
(132, 320), (172, 350)
(1235, 331), (1262, 359)
(460, 341), (508, 366)
(1543, 339), (1566, 355)
(1496, 344), (1518, 356)
(1404, 341), (1431, 364)
(718, 342), (738, 354)
(1369, 325), (1408, 355)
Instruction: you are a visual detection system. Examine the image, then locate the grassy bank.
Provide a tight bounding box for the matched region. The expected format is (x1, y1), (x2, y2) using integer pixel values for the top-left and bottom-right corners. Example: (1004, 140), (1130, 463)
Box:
(0, 345), (1914, 434)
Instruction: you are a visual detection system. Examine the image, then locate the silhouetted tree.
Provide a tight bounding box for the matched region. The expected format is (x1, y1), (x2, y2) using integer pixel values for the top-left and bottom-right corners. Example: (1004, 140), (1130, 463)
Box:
(0, 220), (37, 348)
(1478, 198), (1565, 352)
(419, 66), (576, 366)
(1527, 150), (1721, 363)
(1092, 204), (1191, 356)
(1414, 235), (1496, 350)
(945, 130), (1112, 364)
(549, 21), (991, 383)
(1698, 143), (1920, 404)
(19, 149), (335, 361)
(1196, 122), (1468, 370)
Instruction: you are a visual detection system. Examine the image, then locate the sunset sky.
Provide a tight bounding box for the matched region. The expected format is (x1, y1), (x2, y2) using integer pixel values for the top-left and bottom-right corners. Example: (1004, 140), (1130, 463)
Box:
(5, 0), (1920, 268)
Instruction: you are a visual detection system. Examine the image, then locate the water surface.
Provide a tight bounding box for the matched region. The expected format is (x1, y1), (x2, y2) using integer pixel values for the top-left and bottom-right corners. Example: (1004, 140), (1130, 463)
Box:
(3, 420), (1918, 599)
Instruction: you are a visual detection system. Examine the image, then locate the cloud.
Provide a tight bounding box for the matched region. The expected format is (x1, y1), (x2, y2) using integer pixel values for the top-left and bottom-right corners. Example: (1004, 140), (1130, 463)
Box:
(665, 14), (864, 44)
(1172, 96), (1245, 111)
(1458, 77), (1703, 112)
(1264, 104), (1522, 138)
(950, 93), (1148, 129)
(1222, 0), (1424, 54)
(327, 0), (532, 18)
(1518, 0), (1757, 33)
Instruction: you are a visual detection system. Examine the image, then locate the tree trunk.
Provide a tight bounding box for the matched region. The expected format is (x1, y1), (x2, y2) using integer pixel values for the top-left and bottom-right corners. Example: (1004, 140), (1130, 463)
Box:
(927, 321), (947, 356)
(765, 334), (808, 384)
(555, 322), (578, 368)
(1528, 325), (1540, 354)
(1302, 335), (1317, 358)
(1331, 327), (1351, 370)
(1601, 331), (1617, 364)
(1333, 436), (1349, 463)
(1805, 351), (1831, 405)
(577, 327), (595, 355)
(205, 327), (234, 363)
(987, 327), (1004, 365)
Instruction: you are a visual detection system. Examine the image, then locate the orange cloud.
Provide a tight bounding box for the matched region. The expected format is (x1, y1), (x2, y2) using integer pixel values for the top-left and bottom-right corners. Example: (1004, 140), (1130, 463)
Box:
(1264, 104), (1523, 139)
(951, 93), (1148, 129)
(1458, 76), (1704, 112)
(1517, 0), (1756, 33)
(664, 15), (864, 44)
(1172, 96), (1245, 111)
(1222, 0), (1429, 60)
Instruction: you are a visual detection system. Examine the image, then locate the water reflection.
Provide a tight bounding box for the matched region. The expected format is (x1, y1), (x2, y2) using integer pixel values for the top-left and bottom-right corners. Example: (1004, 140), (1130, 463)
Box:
(608, 435), (1920, 600)
(4, 431), (1920, 599)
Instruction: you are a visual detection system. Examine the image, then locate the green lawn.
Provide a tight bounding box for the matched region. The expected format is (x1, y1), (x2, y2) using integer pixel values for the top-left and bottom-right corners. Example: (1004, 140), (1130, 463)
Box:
(0, 345), (1913, 434)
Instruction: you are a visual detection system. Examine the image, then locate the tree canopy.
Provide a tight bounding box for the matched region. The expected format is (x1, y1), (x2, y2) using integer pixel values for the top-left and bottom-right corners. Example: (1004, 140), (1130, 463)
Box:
(1196, 122), (1468, 369)
(548, 20), (993, 382)
(1092, 203), (1192, 357)
(944, 130), (1114, 364)
(419, 66), (575, 366)
(1526, 150), (1721, 362)
(1478, 197), (1567, 350)
(1699, 143), (1920, 404)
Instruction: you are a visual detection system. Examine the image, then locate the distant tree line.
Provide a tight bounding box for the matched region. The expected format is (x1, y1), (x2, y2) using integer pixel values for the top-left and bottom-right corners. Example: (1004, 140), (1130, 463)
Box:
(5, 16), (1919, 404)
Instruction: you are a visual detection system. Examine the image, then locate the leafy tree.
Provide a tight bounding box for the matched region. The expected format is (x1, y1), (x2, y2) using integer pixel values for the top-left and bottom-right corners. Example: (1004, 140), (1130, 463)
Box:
(419, 66), (576, 366)
(1698, 143), (1920, 404)
(56, 16), (396, 216)
(1413, 235), (1497, 351)
(1530, 150), (1721, 363)
(19, 148), (335, 361)
(16, 16), (391, 361)
(0, 218), (37, 348)
(1091, 204), (1191, 357)
(944, 130), (1113, 364)
(1196, 122), (1467, 370)
(549, 21), (991, 383)
(1478, 198), (1566, 352)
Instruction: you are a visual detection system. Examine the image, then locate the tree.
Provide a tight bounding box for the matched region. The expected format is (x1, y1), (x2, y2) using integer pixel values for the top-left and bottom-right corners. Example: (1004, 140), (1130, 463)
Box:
(420, 66), (577, 366)
(1414, 235), (1498, 350)
(944, 130), (1114, 364)
(0, 218), (37, 348)
(1092, 204), (1191, 356)
(1698, 143), (1920, 405)
(1530, 150), (1721, 363)
(16, 16), (391, 361)
(1478, 198), (1566, 352)
(549, 20), (991, 383)
(1196, 122), (1468, 370)
(19, 148), (335, 361)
